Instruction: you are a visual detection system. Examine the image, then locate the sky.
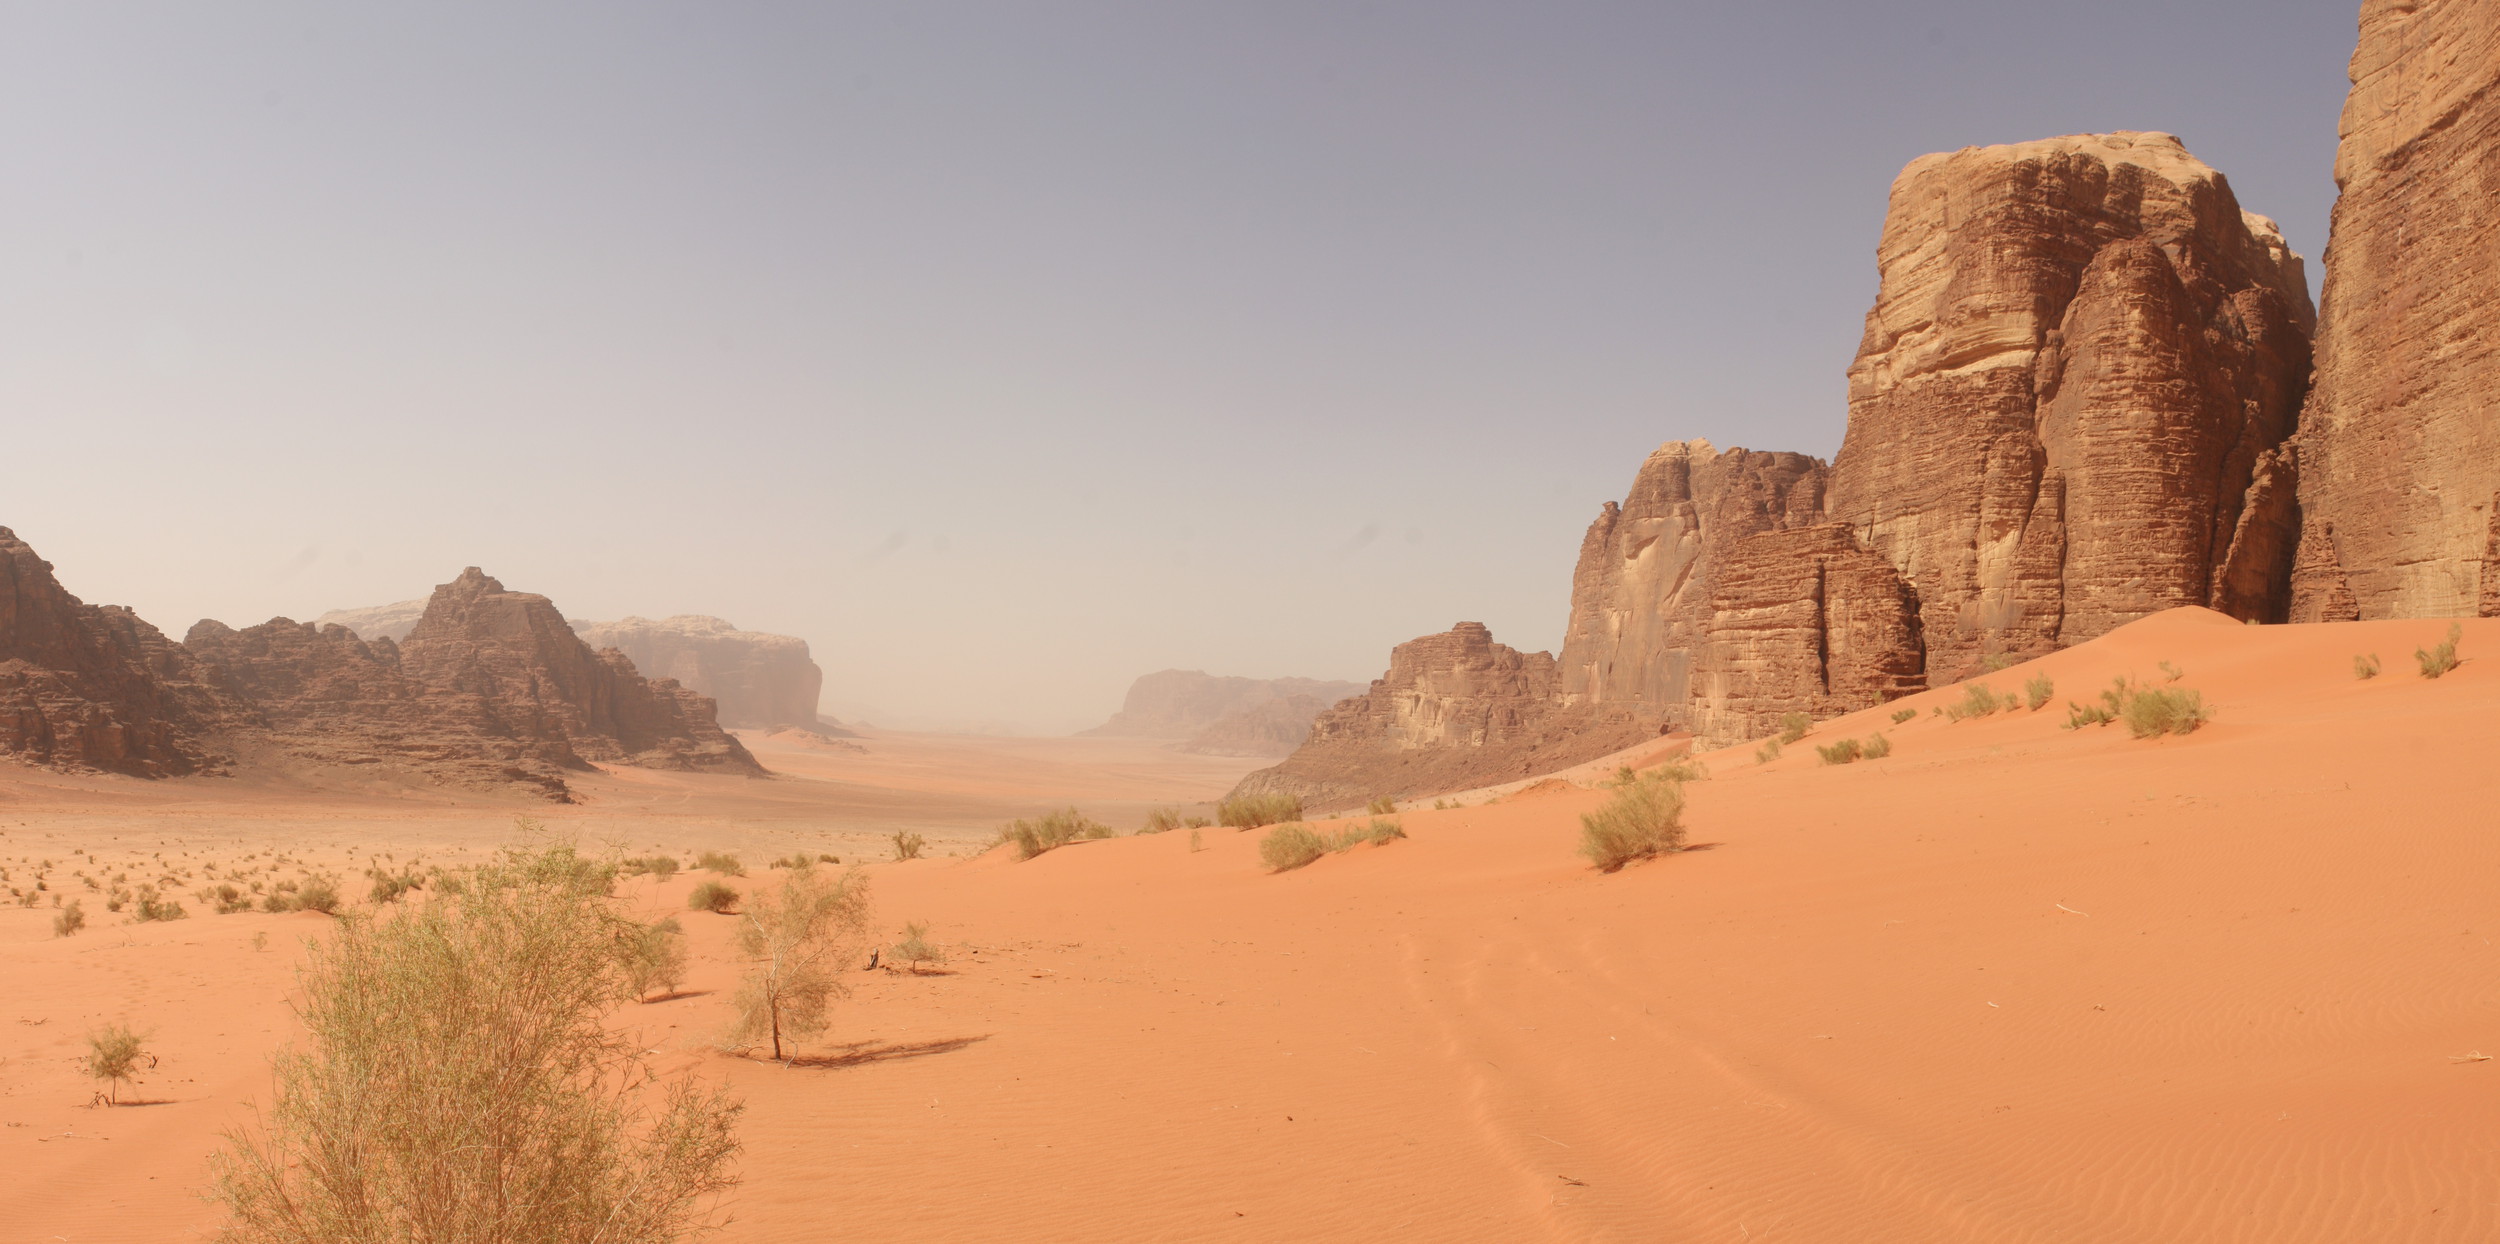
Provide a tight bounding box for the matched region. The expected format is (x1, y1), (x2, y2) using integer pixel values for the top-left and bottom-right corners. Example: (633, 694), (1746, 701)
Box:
(1, 1), (2366, 733)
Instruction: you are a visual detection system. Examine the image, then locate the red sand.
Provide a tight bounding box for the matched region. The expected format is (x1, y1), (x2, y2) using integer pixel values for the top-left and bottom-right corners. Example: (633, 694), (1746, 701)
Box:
(6, 610), (2497, 1241)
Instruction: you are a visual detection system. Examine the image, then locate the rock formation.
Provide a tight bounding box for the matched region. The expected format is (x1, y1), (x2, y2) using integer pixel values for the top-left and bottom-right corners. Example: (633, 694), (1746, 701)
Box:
(2289, 0), (2500, 620)
(1687, 525), (1926, 744)
(1228, 624), (1656, 812)
(1178, 694), (1336, 758)
(0, 528), (250, 776)
(568, 615), (825, 730)
(1829, 131), (2314, 678)
(313, 598), (429, 644)
(1083, 671), (1364, 742)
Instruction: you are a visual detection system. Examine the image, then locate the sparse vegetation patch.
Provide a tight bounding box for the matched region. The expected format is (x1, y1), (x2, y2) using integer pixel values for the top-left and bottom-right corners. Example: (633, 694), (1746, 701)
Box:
(1578, 772), (1688, 873)
(1944, 682), (2007, 721)
(1219, 792), (1304, 830)
(1890, 707), (1918, 725)
(2024, 674), (2055, 712)
(1816, 738), (1864, 766)
(1257, 824), (1327, 873)
(1000, 808), (1113, 860)
(2418, 623), (2463, 678)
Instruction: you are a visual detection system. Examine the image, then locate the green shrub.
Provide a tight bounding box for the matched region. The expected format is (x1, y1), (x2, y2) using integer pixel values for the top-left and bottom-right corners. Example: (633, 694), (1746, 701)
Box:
(1257, 824), (1327, 873)
(2024, 674), (2054, 712)
(53, 899), (84, 937)
(732, 865), (873, 1061)
(687, 880), (740, 913)
(1862, 733), (1892, 759)
(1578, 775), (1687, 873)
(999, 808), (1113, 860)
(1219, 792), (1303, 830)
(695, 851), (744, 877)
(2122, 686), (2210, 738)
(891, 920), (944, 974)
(210, 842), (740, 1240)
(1364, 795), (1398, 815)
(2418, 623), (2462, 678)
(890, 830), (926, 860)
(1364, 817), (1407, 846)
(1136, 808), (1184, 835)
(1777, 712), (1812, 744)
(621, 917), (688, 1001)
(1754, 739), (1782, 764)
(83, 1024), (150, 1104)
(2353, 653), (2382, 680)
(294, 878), (341, 915)
(1944, 682), (2007, 721)
(1890, 707), (1917, 725)
(1816, 738), (1864, 765)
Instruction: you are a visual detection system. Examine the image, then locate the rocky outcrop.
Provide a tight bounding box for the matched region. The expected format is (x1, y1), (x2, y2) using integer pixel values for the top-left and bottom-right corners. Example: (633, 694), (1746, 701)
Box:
(1556, 440), (1832, 719)
(2289, 0), (2500, 620)
(1687, 525), (1926, 744)
(1228, 624), (1657, 812)
(0, 528), (251, 776)
(1179, 694), (1335, 758)
(568, 615), (824, 730)
(313, 598), (428, 644)
(1083, 671), (1364, 741)
(1828, 132), (2314, 678)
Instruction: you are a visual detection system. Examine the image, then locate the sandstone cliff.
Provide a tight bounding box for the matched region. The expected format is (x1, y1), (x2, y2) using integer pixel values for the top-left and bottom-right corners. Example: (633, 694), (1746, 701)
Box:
(1227, 623), (1657, 812)
(1083, 670), (1364, 741)
(2289, 0), (2500, 620)
(1828, 132), (2314, 678)
(0, 528), (250, 776)
(1179, 694), (1336, 759)
(569, 615), (824, 730)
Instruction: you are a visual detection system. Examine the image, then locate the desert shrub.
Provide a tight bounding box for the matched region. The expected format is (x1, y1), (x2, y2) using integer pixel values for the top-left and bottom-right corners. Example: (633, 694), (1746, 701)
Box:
(621, 856), (681, 879)
(2158, 660), (2185, 683)
(1777, 712), (1812, 744)
(209, 842), (740, 1242)
(1183, 816), (1211, 829)
(2122, 686), (2210, 738)
(2024, 674), (2055, 712)
(1578, 774), (1687, 873)
(1890, 707), (1917, 725)
(1862, 733), (1892, 759)
(132, 890), (187, 923)
(891, 830), (926, 860)
(53, 899), (85, 937)
(622, 916), (689, 1002)
(1981, 653), (2017, 673)
(1754, 739), (1782, 764)
(1648, 755), (1710, 784)
(1258, 824), (1327, 873)
(212, 883), (253, 914)
(695, 851), (745, 877)
(1364, 795), (1398, 815)
(1944, 682), (2006, 721)
(1136, 808), (1183, 835)
(1187, 829), (1204, 853)
(768, 854), (819, 871)
(366, 867), (422, 906)
(1364, 817), (1407, 846)
(2353, 653), (2382, 680)
(2418, 623), (2463, 679)
(1816, 738), (1864, 766)
(294, 877), (342, 915)
(1219, 792), (1303, 830)
(687, 880), (741, 914)
(999, 807), (1113, 860)
(84, 1024), (151, 1103)
(730, 865), (873, 1061)
(891, 920), (944, 974)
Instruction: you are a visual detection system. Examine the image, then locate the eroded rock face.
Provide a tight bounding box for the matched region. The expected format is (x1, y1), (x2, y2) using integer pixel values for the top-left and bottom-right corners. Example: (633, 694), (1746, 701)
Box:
(1179, 694), (1336, 759)
(1227, 623), (1657, 812)
(2289, 0), (2500, 620)
(1829, 132), (2314, 678)
(1556, 439), (1830, 720)
(570, 615), (824, 730)
(1083, 671), (1364, 741)
(1687, 525), (1926, 745)
(0, 528), (248, 776)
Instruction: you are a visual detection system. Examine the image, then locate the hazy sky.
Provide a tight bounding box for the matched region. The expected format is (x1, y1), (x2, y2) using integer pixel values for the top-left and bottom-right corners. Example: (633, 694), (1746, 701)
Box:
(3, 2), (2363, 732)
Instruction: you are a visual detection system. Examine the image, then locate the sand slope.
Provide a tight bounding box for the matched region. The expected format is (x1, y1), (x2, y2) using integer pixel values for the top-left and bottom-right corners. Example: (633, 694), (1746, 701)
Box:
(6, 610), (2497, 1241)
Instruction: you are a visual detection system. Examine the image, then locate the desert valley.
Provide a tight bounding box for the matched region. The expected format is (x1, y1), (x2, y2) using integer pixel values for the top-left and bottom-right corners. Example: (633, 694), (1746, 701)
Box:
(6, 2), (2500, 1241)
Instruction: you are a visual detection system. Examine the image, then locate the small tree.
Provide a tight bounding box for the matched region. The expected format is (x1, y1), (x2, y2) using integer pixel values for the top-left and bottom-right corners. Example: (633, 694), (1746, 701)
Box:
(84, 1024), (150, 1103)
(891, 921), (944, 974)
(622, 916), (689, 1001)
(210, 842), (740, 1241)
(731, 865), (873, 1061)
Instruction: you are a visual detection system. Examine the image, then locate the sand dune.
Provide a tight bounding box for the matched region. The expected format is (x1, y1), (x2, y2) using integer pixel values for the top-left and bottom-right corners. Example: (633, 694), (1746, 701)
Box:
(6, 610), (2496, 1241)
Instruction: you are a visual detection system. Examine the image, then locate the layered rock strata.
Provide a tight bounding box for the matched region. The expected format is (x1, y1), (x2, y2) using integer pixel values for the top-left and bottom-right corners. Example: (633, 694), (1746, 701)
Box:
(0, 528), (250, 776)
(1687, 525), (1926, 744)
(1828, 131), (2314, 677)
(568, 615), (825, 730)
(1227, 623), (1656, 812)
(2289, 0), (2500, 620)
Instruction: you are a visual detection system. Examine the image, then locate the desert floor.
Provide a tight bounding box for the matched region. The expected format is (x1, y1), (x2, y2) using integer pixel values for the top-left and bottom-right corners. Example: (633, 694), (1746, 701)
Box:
(6, 608), (2498, 1242)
